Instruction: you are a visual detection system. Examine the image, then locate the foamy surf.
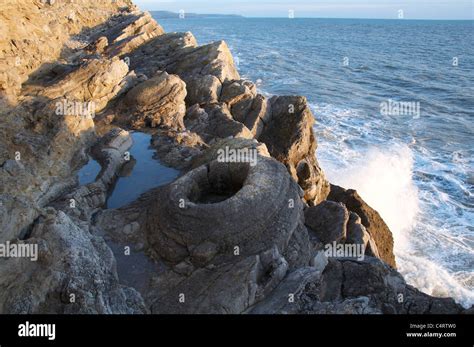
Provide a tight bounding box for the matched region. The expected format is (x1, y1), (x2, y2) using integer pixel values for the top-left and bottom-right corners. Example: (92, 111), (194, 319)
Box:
(313, 103), (474, 308)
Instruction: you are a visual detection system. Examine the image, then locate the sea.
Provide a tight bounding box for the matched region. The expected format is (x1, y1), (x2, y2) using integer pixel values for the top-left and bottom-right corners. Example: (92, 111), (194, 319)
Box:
(154, 16), (474, 307)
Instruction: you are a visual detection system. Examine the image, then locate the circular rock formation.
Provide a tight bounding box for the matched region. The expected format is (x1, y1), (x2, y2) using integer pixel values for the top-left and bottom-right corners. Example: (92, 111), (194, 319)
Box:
(145, 156), (310, 267)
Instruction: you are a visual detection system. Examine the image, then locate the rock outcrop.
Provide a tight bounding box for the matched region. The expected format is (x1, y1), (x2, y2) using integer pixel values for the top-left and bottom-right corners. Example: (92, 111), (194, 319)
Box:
(258, 96), (330, 204)
(327, 184), (396, 268)
(0, 0), (135, 99)
(304, 201), (382, 264)
(145, 156), (310, 268)
(0, 129), (146, 314)
(0, 0), (467, 315)
(117, 71), (187, 130)
(250, 257), (464, 314)
(0, 209), (147, 314)
(305, 201), (349, 244)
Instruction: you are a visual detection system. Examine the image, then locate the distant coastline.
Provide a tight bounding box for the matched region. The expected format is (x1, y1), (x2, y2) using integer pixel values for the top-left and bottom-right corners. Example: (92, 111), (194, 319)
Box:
(150, 12), (472, 21)
(151, 10), (244, 19)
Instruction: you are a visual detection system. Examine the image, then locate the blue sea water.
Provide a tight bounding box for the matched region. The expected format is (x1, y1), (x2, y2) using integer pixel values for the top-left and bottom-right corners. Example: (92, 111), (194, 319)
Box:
(155, 17), (474, 307)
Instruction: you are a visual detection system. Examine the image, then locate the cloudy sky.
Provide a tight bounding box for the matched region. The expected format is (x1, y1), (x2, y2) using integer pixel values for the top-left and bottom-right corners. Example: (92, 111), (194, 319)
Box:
(134, 0), (473, 19)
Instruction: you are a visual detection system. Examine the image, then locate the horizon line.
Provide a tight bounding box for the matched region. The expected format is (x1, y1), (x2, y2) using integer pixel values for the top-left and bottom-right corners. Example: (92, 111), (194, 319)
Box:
(149, 12), (474, 21)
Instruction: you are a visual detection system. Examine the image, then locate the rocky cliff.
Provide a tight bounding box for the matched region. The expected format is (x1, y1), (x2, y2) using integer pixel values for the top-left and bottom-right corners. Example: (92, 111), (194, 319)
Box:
(0, 0), (468, 314)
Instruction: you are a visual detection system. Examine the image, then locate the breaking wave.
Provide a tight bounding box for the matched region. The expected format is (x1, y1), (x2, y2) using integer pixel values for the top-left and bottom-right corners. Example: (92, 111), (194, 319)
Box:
(313, 103), (474, 308)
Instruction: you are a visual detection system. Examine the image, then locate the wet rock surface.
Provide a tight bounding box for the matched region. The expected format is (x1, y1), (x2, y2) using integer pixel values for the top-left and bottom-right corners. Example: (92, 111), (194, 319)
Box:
(0, 0), (468, 314)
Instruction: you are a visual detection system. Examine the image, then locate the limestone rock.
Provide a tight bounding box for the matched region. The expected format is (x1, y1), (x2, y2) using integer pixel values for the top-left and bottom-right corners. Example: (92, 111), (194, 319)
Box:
(305, 201), (349, 244)
(249, 267), (322, 314)
(328, 184), (396, 268)
(148, 255), (261, 314)
(127, 31), (198, 78)
(0, 0), (464, 316)
(0, 210), (147, 314)
(85, 36), (109, 55)
(147, 244), (290, 314)
(0, 194), (40, 243)
(346, 212), (380, 258)
(191, 137), (270, 169)
(145, 156), (310, 269)
(127, 32), (239, 85)
(150, 129), (207, 170)
(311, 251), (329, 272)
(118, 71), (187, 130)
(252, 257), (465, 314)
(0, 0), (133, 98)
(185, 74), (222, 105)
(318, 258), (464, 314)
(231, 94), (271, 138)
(51, 128), (133, 221)
(185, 103), (253, 142)
(39, 58), (130, 112)
(258, 96), (330, 204)
(220, 79), (256, 107)
(105, 11), (164, 56)
(168, 40), (240, 83)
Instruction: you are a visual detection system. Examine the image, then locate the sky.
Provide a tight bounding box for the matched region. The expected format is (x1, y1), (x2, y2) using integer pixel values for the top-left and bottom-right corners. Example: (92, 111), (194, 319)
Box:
(134, 0), (474, 20)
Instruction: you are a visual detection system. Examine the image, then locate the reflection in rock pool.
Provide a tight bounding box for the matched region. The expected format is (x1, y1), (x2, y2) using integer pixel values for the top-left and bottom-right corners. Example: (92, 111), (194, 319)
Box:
(100, 233), (168, 296)
(106, 132), (179, 209)
(77, 156), (101, 186)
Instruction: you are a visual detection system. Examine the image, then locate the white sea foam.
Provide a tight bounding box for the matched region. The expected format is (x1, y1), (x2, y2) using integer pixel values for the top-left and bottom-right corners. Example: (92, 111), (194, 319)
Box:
(323, 145), (419, 245)
(313, 103), (474, 308)
(397, 252), (474, 308)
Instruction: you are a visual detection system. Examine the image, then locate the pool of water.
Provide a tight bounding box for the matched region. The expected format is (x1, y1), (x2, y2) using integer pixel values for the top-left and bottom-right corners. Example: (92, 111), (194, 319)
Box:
(77, 155), (101, 185)
(92, 131), (179, 297)
(106, 132), (180, 209)
(102, 234), (168, 296)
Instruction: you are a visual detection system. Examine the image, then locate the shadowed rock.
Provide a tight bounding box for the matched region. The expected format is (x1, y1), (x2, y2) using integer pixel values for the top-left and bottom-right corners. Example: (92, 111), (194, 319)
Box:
(147, 247), (290, 314)
(305, 201), (349, 244)
(250, 257), (466, 314)
(304, 202), (382, 263)
(346, 212), (380, 258)
(191, 137), (270, 169)
(327, 184), (396, 268)
(258, 96), (330, 204)
(0, 209), (147, 314)
(145, 156), (310, 268)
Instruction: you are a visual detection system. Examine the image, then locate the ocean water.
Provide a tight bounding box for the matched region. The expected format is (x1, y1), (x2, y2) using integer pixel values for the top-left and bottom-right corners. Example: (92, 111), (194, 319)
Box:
(156, 17), (474, 307)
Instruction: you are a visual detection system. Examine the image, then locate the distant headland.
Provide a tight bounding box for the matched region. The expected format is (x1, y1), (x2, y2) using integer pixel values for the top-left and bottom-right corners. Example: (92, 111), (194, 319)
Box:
(151, 10), (244, 19)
